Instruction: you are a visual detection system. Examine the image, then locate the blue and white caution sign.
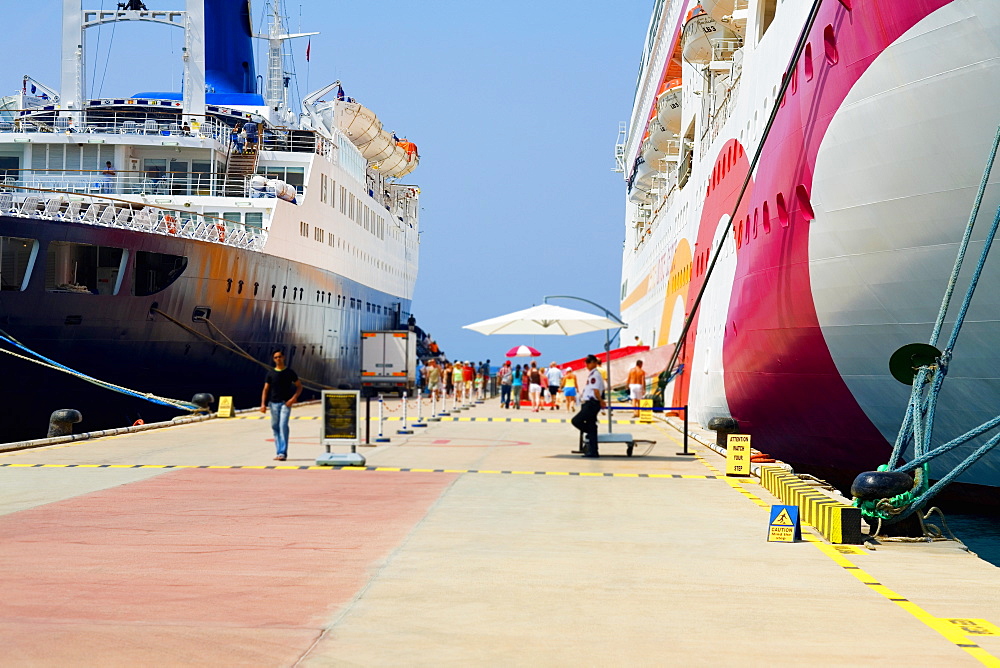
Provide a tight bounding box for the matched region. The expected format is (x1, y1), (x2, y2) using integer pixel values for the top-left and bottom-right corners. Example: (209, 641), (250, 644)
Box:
(767, 505), (801, 542)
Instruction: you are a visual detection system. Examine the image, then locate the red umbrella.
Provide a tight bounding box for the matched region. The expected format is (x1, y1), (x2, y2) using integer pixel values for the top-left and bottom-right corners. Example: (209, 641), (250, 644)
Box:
(506, 345), (541, 358)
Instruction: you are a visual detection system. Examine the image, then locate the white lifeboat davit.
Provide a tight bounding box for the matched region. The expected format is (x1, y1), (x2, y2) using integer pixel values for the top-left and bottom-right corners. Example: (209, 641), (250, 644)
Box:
(655, 80), (683, 134)
(334, 101), (382, 146)
(682, 6), (738, 64)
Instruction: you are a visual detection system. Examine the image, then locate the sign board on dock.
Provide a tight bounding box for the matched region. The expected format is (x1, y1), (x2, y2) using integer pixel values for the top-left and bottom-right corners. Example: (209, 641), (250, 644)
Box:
(639, 399), (653, 423)
(217, 396), (234, 418)
(322, 390), (361, 452)
(767, 505), (801, 542)
(725, 434), (751, 476)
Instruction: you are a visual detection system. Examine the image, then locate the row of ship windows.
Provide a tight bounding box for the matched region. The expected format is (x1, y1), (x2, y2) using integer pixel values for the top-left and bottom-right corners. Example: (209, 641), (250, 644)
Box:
(319, 175), (393, 242)
(666, 181), (817, 292)
(298, 221), (406, 277)
(657, 4), (855, 296)
(223, 277), (394, 313)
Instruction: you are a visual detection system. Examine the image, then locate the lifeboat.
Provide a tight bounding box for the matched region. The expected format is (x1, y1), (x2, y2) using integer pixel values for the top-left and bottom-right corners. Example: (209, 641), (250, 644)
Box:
(648, 119), (673, 153)
(359, 129), (396, 162)
(641, 138), (667, 173)
(628, 158), (655, 205)
(377, 140), (419, 178)
(394, 140), (420, 177)
(682, 5), (738, 64)
(700, 0), (744, 37)
(656, 80), (683, 134)
(334, 101), (382, 146)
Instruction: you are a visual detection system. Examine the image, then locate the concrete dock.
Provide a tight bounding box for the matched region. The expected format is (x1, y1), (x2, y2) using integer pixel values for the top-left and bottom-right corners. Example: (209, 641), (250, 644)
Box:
(2, 399), (1000, 666)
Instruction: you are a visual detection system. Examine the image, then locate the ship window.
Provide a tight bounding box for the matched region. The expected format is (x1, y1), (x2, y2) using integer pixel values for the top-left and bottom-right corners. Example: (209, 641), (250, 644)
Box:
(47, 241), (125, 295)
(824, 25), (839, 65)
(757, 0), (778, 42)
(838, 0), (852, 9)
(0, 236), (38, 291)
(776, 193), (789, 227)
(223, 212), (241, 225)
(133, 251), (187, 297)
(796, 184), (816, 222)
(804, 43), (814, 81)
(241, 212), (262, 230)
(762, 202), (771, 234)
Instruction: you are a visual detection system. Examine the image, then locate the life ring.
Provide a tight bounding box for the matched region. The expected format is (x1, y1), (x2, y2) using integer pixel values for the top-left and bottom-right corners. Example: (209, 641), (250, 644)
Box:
(164, 214), (178, 234)
(216, 222), (226, 242)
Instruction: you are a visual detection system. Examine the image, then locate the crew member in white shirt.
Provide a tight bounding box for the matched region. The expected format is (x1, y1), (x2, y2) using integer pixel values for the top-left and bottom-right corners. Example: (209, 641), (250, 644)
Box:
(571, 354), (605, 457)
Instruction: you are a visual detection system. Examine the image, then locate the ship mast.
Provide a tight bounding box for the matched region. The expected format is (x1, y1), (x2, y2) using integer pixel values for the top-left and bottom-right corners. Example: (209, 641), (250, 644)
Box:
(259, 0), (317, 113)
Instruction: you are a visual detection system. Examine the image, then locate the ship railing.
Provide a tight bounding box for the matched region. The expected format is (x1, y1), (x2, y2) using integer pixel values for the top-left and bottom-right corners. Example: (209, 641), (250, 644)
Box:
(0, 110), (233, 146)
(0, 186), (267, 251)
(4, 169), (226, 198)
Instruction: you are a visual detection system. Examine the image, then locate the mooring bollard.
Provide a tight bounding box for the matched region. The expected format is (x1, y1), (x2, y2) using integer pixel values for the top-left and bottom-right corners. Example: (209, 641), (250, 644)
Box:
(374, 394), (390, 443)
(47, 409), (83, 438)
(398, 391), (414, 434)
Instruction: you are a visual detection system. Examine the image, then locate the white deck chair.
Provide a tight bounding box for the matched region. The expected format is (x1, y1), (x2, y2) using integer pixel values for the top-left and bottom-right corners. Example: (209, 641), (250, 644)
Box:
(18, 196), (39, 216)
(143, 119), (158, 134)
(122, 120), (139, 134)
(0, 192), (12, 212)
(53, 116), (70, 132)
(114, 207), (131, 227)
(61, 200), (83, 221)
(98, 205), (116, 225)
(81, 202), (101, 223)
(40, 197), (64, 218)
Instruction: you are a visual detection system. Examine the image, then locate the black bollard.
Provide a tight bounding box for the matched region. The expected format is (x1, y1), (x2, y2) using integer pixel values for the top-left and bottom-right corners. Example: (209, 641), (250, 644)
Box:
(48, 409), (83, 438)
(191, 393), (215, 412)
(707, 416), (739, 448)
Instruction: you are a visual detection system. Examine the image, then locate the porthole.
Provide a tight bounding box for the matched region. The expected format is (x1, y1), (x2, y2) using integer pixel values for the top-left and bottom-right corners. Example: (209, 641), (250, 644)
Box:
(762, 202), (771, 234)
(776, 193), (789, 227)
(804, 43), (814, 80)
(796, 184), (816, 221)
(824, 25), (839, 65)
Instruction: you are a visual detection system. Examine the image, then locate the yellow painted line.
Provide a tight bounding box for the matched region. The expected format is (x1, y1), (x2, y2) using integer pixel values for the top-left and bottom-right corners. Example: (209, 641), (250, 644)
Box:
(678, 433), (1000, 666)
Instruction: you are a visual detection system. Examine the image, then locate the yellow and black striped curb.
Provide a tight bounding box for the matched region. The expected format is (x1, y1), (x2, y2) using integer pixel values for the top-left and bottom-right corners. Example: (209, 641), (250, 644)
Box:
(0, 462), (720, 479)
(760, 465), (862, 545)
(235, 415), (644, 424)
(802, 534), (1000, 664)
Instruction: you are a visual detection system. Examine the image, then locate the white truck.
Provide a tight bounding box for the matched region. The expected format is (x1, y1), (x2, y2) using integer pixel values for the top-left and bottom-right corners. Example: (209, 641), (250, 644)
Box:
(360, 330), (417, 396)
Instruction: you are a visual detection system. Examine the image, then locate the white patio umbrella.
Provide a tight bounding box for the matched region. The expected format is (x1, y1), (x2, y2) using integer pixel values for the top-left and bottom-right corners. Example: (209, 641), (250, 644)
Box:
(463, 304), (622, 336)
(464, 301), (626, 434)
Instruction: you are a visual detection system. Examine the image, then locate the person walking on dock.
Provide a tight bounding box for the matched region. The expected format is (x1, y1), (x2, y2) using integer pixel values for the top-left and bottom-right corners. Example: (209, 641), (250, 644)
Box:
(260, 350), (302, 461)
(628, 360), (646, 418)
(498, 360), (513, 408)
(545, 362), (563, 411)
(571, 354), (605, 458)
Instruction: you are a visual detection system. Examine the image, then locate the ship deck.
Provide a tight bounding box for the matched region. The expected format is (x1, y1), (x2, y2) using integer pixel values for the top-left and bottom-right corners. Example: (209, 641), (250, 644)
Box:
(2, 400), (999, 665)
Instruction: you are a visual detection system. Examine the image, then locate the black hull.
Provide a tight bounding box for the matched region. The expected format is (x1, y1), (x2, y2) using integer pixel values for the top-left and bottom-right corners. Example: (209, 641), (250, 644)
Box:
(0, 215), (409, 442)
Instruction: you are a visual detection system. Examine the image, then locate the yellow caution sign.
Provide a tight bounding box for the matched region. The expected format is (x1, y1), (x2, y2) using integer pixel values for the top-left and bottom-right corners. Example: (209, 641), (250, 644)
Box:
(639, 399), (653, 423)
(217, 396), (234, 418)
(725, 433), (751, 476)
(768, 504), (801, 542)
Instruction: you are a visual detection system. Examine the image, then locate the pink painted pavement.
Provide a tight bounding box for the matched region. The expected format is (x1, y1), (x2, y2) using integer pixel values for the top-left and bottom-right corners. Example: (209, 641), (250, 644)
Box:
(0, 468), (455, 666)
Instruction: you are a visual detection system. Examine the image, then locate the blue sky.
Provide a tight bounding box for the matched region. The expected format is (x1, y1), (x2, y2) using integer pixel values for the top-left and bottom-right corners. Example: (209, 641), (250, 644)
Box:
(7, 0), (652, 366)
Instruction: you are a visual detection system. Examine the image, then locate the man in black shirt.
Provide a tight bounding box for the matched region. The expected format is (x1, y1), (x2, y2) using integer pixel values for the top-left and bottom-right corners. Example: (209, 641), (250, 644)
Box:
(260, 350), (303, 461)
